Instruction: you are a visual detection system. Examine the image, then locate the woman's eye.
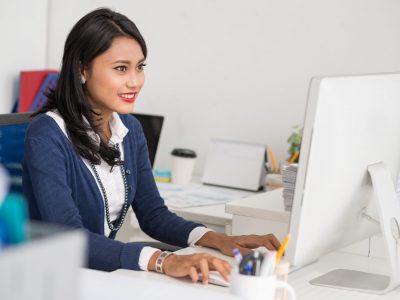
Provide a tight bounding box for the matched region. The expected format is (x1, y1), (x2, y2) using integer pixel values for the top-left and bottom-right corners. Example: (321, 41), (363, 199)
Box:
(137, 63), (147, 71)
(115, 66), (128, 72)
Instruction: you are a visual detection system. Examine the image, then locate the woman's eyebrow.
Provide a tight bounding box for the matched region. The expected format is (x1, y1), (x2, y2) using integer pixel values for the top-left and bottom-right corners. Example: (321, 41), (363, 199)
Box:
(112, 58), (145, 64)
(112, 60), (131, 64)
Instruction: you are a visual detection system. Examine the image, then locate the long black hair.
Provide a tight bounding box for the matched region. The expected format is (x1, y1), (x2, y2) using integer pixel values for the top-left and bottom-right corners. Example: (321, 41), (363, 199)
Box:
(35, 8), (147, 167)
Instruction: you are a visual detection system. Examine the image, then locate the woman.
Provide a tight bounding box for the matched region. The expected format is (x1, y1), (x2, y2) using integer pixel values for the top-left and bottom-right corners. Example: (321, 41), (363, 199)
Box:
(22, 8), (279, 283)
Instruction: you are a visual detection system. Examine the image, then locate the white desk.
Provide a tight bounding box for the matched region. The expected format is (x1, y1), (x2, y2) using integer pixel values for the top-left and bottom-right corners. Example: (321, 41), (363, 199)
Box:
(79, 246), (400, 300)
(289, 251), (400, 299)
(79, 268), (240, 300)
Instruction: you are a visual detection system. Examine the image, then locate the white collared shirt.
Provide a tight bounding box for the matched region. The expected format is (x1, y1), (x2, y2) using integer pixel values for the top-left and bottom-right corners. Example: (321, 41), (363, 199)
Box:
(47, 111), (212, 270)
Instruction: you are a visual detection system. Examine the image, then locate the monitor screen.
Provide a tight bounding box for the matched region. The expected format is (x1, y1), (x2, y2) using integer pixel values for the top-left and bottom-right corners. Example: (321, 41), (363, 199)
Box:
(0, 113), (31, 194)
(286, 73), (400, 293)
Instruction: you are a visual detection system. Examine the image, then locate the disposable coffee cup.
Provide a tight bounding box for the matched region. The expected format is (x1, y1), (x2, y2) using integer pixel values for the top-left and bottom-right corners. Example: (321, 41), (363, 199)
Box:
(170, 148), (197, 185)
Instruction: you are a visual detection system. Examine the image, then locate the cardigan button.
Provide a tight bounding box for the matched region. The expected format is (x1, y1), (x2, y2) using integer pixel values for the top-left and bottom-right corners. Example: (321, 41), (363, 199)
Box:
(128, 185), (132, 191)
(125, 169), (131, 175)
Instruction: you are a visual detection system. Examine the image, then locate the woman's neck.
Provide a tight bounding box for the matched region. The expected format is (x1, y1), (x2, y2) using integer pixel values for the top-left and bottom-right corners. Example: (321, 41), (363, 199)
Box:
(95, 112), (113, 143)
(100, 123), (112, 143)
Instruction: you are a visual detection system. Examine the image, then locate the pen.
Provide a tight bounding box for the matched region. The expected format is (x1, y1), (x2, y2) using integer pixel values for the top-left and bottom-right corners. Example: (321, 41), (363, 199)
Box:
(245, 261), (253, 275)
(238, 252), (253, 274)
(276, 233), (291, 264)
(288, 151), (299, 164)
(233, 248), (243, 264)
(268, 148), (278, 173)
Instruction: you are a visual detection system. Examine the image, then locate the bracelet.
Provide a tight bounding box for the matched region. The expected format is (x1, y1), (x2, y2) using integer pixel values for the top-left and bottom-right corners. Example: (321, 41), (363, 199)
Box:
(155, 251), (173, 274)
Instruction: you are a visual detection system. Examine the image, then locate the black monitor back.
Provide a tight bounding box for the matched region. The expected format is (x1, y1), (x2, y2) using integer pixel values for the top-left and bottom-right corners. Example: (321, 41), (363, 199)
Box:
(130, 113), (164, 167)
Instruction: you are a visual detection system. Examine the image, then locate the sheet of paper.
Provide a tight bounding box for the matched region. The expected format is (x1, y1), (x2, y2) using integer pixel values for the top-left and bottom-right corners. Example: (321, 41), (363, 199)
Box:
(156, 182), (252, 208)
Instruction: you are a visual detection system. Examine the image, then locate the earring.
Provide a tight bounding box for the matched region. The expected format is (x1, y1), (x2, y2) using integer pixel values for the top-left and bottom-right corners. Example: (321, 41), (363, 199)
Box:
(80, 75), (86, 85)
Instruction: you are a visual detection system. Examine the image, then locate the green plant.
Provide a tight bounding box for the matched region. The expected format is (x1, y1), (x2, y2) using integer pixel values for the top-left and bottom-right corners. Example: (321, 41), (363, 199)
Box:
(287, 125), (303, 163)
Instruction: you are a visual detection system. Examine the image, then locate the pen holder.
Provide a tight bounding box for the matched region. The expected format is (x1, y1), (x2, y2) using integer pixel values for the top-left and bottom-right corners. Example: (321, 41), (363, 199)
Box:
(230, 269), (296, 300)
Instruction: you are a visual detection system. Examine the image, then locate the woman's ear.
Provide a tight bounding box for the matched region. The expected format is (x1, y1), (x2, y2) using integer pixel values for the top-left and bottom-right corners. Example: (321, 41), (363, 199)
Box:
(80, 64), (87, 85)
(80, 75), (86, 85)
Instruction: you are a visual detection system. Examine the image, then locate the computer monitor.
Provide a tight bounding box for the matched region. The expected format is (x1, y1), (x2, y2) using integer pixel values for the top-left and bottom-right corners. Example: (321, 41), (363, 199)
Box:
(286, 73), (400, 294)
(0, 112), (31, 194)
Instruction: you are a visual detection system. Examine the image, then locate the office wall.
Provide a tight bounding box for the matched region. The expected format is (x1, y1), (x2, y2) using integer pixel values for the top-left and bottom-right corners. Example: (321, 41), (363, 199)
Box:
(0, 0), (48, 113)
(46, 0), (400, 175)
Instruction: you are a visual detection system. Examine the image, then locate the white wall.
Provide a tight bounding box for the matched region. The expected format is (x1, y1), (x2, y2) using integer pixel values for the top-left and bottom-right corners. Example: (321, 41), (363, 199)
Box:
(44, 1), (400, 175)
(0, 0), (48, 113)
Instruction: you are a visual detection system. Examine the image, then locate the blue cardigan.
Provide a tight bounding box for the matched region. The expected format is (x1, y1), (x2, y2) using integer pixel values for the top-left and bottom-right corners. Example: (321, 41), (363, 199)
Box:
(22, 114), (203, 271)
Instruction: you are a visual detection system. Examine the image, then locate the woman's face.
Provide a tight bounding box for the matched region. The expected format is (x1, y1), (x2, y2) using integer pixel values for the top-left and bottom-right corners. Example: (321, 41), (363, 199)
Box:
(82, 36), (145, 118)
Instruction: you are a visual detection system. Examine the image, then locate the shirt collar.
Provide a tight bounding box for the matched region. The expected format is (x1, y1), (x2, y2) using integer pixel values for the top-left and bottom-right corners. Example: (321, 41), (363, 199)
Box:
(109, 112), (129, 144)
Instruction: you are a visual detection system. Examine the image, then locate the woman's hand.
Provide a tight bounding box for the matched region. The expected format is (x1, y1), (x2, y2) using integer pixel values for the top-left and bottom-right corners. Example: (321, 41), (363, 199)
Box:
(152, 252), (232, 284)
(218, 234), (281, 256)
(196, 232), (281, 256)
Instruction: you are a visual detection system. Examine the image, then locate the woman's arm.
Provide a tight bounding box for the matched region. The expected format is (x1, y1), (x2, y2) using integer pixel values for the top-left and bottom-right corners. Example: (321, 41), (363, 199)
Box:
(130, 118), (204, 246)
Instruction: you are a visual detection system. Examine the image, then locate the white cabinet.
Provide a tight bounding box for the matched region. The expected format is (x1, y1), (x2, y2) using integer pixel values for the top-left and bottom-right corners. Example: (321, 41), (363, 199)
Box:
(226, 188), (290, 241)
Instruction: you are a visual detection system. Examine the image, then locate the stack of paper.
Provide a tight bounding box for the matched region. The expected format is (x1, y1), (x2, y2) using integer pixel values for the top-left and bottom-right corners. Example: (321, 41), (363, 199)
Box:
(281, 164), (298, 211)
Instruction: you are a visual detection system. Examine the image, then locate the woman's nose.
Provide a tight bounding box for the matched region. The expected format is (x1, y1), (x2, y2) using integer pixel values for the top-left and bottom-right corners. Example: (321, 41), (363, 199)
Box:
(126, 78), (137, 88)
(126, 71), (142, 88)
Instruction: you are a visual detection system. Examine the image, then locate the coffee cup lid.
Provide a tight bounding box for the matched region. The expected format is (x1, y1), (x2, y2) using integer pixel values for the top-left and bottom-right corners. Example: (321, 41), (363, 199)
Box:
(171, 148), (197, 158)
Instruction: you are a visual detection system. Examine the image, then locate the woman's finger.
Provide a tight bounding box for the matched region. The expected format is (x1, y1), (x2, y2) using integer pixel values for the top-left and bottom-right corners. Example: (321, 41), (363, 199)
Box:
(264, 240), (277, 251)
(268, 235), (281, 250)
(203, 255), (232, 271)
(198, 258), (209, 284)
(237, 235), (261, 248)
(189, 266), (199, 283)
(222, 260), (232, 272)
(210, 258), (231, 281)
(238, 235), (281, 251)
(237, 246), (253, 256)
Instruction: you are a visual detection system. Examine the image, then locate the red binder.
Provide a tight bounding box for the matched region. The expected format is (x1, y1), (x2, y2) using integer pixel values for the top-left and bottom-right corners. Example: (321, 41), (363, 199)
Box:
(19, 70), (58, 112)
